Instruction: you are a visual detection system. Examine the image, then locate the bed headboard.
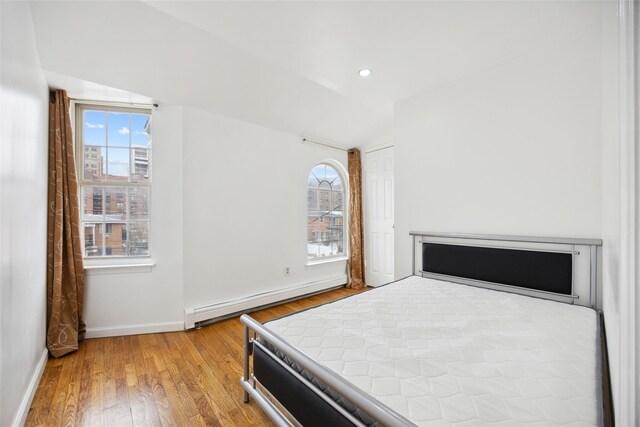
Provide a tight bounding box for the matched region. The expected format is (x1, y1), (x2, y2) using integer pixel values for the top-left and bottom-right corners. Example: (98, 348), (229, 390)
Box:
(410, 232), (602, 308)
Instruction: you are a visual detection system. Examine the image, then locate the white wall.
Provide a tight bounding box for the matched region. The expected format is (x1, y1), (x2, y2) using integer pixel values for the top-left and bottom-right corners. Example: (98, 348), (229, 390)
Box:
(394, 19), (603, 278)
(182, 106), (348, 312)
(82, 106), (185, 337)
(0, 2), (49, 426)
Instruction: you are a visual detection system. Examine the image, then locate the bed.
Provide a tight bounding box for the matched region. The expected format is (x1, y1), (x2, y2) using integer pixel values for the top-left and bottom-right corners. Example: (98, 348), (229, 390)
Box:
(240, 232), (611, 426)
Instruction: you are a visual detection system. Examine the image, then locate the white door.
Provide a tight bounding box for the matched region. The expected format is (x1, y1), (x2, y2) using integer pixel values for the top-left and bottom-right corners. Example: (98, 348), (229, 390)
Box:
(364, 147), (394, 287)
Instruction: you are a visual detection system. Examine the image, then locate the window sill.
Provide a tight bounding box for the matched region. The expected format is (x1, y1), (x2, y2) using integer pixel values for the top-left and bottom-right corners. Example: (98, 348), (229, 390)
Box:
(84, 259), (156, 275)
(306, 256), (348, 268)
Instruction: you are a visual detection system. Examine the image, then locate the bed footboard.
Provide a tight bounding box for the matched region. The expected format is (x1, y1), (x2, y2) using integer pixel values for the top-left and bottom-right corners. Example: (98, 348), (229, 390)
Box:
(240, 314), (412, 427)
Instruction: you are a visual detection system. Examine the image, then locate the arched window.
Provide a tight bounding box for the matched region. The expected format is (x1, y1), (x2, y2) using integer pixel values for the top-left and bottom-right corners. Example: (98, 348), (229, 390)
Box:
(307, 163), (346, 260)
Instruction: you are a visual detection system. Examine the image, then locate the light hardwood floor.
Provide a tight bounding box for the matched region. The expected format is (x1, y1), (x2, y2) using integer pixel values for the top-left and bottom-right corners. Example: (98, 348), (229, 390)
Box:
(26, 286), (365, 427)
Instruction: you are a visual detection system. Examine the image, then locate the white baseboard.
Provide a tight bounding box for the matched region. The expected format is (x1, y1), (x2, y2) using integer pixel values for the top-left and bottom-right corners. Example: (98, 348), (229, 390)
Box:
(185, 275), (348, 329)
(85, 321), (184, 339)
(12, 348), (48, 427)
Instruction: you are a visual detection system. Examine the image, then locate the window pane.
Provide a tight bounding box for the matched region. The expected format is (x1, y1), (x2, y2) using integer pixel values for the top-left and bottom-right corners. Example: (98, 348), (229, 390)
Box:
(308, 172), (318, 187)
(107, 148), (130, 180)
(84, 111), (106, 146)
(307, 187), (317, 210)
(108, 112), (130, 147)
(319, 187), (331, 211)
(131, 148), (151, 183)
(318, 181), (331, 191)
(104, 187), (126, 220)
(82, 186), (103, 221)
(129, 187), (149, 220)
(104, 222), (126, 256)
(332, 190), (343, 213)
(127, 222), (149, 256)
(311, 165), (326, 181)
(325, 167), (337, 180)
(83, 146), (105, 182)
(84, 223), (103, 257)
(131, 114), (151, 148)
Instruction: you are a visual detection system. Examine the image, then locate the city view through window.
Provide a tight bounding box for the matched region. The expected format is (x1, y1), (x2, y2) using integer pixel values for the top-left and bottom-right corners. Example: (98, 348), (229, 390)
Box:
(78, 106), (151, 257)
(307, 164), (345, 259)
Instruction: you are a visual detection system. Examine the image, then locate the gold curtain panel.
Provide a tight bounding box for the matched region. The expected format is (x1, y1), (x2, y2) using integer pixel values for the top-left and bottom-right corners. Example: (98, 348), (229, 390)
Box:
(47, 90), (86, 358)
(347, 149), (365, 289)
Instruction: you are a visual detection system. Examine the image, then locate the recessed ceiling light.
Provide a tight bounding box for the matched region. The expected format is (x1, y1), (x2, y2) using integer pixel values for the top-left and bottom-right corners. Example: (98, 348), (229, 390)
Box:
(358, 69), (372, 78)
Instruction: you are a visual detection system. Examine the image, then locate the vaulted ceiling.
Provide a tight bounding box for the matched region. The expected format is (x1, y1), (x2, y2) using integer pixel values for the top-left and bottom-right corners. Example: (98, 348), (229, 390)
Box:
(29, 1), (601, 147)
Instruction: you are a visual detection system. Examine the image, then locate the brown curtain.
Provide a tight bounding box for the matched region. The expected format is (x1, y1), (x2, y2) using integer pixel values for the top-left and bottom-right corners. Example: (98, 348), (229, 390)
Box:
(347, 149), (365, 289)
(47, 90), (86, 358)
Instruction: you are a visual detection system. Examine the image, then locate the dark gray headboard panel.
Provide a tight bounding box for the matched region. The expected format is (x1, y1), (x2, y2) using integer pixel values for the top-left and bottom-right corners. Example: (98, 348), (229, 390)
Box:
(422, 243), (573, 295)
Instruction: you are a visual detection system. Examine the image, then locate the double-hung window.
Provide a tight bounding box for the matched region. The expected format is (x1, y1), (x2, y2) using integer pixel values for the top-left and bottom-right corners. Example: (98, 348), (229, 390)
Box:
(76, 104), (152, 258)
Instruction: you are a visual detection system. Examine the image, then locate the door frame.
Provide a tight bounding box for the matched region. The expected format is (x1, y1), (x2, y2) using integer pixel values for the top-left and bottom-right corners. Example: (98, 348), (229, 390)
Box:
(617, 0), (638, 424)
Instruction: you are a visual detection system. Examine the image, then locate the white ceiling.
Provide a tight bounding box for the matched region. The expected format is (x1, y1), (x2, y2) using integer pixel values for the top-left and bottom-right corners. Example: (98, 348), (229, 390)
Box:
(146, 1), (601, 114)
(30, 1), (602, 147)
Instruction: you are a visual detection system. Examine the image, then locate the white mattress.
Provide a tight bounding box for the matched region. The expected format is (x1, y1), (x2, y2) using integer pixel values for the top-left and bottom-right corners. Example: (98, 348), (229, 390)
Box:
(265, 275), (599, 426)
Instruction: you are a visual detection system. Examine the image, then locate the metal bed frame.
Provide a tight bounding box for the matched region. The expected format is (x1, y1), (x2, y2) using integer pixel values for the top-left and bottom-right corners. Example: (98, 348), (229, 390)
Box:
(240, 232), (605, 427)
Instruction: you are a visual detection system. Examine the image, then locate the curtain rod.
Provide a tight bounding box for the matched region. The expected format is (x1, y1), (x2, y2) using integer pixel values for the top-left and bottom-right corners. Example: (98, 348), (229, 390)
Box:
(69, 97), (156, 108)
(302, 138), (348, 152)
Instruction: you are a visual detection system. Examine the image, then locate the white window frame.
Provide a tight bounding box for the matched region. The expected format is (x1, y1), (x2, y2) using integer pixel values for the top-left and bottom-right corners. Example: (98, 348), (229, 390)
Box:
(306, 160), (348, 265)
(75, 103), (153, 264)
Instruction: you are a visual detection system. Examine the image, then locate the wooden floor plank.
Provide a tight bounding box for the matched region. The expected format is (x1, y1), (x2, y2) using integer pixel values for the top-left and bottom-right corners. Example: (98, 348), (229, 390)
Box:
(25, 286), (364, 426)
(25, 363), (62, 425)
(74, 344), (95, 426)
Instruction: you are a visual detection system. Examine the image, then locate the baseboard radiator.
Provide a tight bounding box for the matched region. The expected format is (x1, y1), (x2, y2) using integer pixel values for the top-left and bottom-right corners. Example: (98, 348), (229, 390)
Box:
(184, 276), (347, 329)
